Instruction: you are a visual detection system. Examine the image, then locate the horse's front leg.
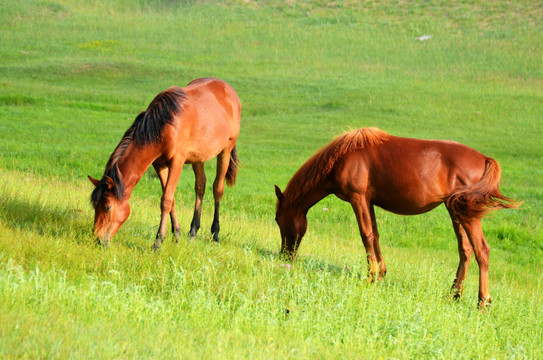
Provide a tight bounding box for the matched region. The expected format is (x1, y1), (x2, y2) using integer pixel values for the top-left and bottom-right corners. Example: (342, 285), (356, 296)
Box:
(153, 159), (184, 251)
(350, 196), (380, 282)
(369, 205), (387, 280)
(153, 163), (182, 241)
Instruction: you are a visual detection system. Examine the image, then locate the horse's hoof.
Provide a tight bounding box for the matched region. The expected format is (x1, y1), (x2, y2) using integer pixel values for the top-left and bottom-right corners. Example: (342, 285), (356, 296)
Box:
(173, 228), (181, 243)
(450, 287), (463, 301)
(478, 296), (492, 312)
(153, 234), (165, 251)
(151, 242), (161, 252)
(96, 239), (110, 248)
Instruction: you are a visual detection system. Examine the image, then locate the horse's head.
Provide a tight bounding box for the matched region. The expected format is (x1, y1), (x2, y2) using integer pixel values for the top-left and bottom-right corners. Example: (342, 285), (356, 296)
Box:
(88, 174), (130, 246)
(274, 185), (307, 260)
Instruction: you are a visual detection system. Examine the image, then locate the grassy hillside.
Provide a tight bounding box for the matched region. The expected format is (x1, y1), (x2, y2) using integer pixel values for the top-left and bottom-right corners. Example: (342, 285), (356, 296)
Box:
(1, 0), (542, 358)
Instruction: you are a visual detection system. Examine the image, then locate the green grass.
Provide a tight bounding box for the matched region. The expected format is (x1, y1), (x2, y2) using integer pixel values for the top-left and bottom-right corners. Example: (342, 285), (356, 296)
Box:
(1, 0), (542, 358)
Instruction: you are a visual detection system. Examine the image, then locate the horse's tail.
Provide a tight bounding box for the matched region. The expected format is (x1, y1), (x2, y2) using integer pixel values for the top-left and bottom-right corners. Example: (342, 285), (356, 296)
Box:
(225, 146), (240, 187)
(446, 158), (520, 221)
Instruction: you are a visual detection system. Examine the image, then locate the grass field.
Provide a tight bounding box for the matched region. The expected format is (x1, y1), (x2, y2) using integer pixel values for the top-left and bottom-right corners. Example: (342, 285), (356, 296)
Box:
(1, 0), (542, 358)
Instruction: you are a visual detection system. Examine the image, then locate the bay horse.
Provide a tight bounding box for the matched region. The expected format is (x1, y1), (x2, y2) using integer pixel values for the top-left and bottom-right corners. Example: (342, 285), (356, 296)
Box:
(88, 78), (241, 250)
(274, 127), (518, 309)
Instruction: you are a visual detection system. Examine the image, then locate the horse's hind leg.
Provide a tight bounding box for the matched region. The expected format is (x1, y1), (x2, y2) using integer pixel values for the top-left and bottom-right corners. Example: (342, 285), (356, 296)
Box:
(447, 208), (473, 300)
(211, 150), (231, 242)
(460, 217), (492, 309)
(351, 196), (380, 281)
(189, 163), (206, 239)
(153, 163), (181, 241)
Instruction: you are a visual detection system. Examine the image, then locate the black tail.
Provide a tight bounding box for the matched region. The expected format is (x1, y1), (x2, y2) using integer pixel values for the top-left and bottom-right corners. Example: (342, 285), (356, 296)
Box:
(225, 146), (240, 187)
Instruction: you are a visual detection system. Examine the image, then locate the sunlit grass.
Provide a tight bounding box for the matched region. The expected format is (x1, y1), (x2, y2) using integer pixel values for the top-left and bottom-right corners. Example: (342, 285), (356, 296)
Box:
(1, 164), (541, 358)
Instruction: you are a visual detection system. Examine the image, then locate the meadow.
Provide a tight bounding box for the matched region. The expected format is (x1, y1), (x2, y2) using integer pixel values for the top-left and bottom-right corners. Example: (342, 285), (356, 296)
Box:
(1, 0), (542, 358)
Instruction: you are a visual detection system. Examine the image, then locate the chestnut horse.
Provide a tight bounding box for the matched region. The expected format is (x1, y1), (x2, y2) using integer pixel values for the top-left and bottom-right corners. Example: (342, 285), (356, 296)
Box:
(274, 127), (518, 309)
(89, 78), (241, 250)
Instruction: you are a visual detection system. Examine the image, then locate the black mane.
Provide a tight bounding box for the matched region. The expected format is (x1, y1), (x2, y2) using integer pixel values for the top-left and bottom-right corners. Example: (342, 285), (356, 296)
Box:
(133, 86), (186, 145)
(91, 164), (125, 208)
(91, 86), (186, 207)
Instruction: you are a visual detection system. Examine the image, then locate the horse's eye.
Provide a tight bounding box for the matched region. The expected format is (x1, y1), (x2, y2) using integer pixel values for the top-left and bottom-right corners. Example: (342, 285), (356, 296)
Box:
(104, 205), (112, 213)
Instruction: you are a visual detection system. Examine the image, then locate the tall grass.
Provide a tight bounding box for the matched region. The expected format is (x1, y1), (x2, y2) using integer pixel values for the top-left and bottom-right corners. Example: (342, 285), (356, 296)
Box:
(1, 0), (542, 358)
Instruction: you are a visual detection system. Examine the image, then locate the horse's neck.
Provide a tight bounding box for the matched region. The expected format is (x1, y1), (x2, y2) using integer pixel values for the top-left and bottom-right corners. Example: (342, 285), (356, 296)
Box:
(287, 180), (330, 216)
(117, 143), (159, 198)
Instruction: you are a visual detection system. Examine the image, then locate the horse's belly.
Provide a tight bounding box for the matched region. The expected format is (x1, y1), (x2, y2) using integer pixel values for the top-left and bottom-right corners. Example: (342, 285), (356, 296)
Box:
(184, 135), (232, 163)
(373, 197), (443, 216)
(185, 146), (223, 164)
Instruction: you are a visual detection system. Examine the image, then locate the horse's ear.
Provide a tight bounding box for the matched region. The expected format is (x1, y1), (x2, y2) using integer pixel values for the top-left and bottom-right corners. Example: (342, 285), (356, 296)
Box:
(104, 176), (115, 190)
(88, 175), (100, 187)
(274, 185), (284, 203)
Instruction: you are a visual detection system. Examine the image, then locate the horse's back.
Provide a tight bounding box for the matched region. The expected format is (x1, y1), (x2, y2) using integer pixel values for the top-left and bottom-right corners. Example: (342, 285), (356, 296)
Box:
(380, 136), (486, 176)
(172, 78), (241, 163)
(332, 135), (488, 215)
(184, 78), (241, 121)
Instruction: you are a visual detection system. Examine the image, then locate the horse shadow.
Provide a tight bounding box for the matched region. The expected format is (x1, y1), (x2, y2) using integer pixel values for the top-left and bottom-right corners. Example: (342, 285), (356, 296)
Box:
(0, 191), (92, 244)
(236, 236), (364, 279)
(0, 189), (369, 277)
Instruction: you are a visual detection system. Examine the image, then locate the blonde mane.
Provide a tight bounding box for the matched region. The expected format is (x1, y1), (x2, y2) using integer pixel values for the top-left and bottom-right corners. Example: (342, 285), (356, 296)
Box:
(283, 127), (389, 206)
